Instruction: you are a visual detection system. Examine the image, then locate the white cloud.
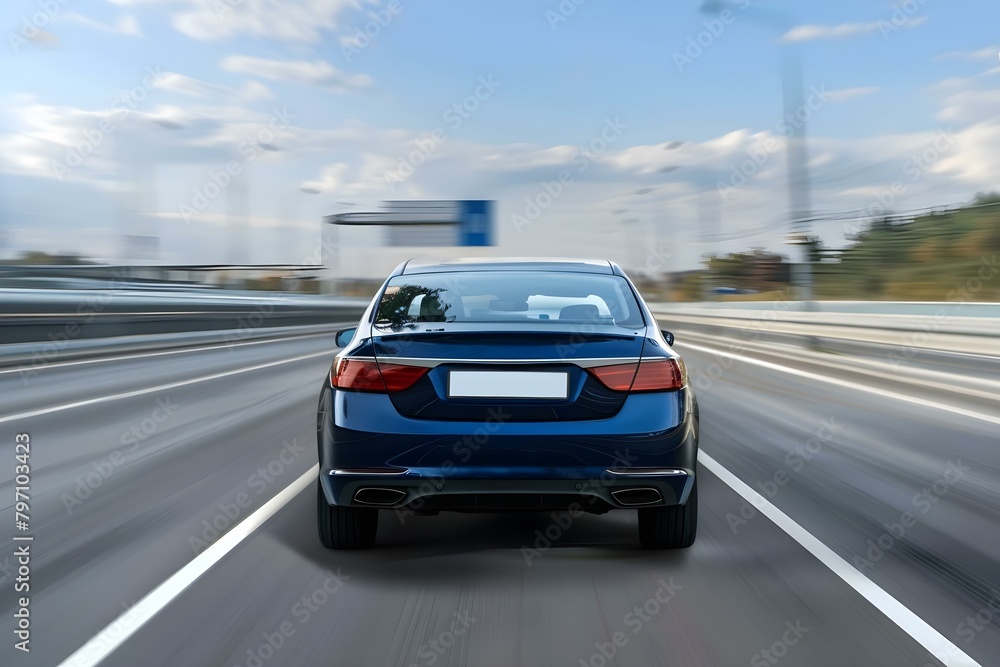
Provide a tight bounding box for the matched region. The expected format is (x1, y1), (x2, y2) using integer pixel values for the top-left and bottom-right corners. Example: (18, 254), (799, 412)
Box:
(299, 163), (350, 194)
(6, 51), (1000, 272)
(154, 72), (274, 101)
(171, 0), (378, 42)
(936, 121), (1000, 185)
(780, 16), (926, 43)
(219, 55), (372, 92)
(825, 87), (881, 103)
(155, 72), (233, 98)
(241, 80), (274, 101)
(937, 88), (1000, 123)
(936, 46), (999, 61)
(64, 12), (143, 36)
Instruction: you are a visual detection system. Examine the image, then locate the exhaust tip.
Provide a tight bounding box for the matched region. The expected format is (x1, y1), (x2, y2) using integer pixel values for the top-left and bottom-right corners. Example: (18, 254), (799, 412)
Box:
(611, 488), (662, 506)
(354, 488), (407, 506)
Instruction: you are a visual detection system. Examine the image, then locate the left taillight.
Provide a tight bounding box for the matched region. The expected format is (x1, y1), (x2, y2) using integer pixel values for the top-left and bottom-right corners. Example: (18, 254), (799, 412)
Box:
(330, 358), (428, 393)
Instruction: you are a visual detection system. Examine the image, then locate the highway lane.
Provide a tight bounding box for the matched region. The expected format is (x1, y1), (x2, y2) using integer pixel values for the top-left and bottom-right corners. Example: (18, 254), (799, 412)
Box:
(0, 333), (342, 666)
(672, 341), (1000, 663)
(96, 469), (938, 667)
(0, 329), (341, 418)
(1, 330), (996, 666)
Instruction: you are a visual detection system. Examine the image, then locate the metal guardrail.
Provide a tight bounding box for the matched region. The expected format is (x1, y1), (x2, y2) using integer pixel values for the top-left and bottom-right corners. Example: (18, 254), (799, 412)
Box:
(653, 300), (1000, 318)
(0, 289), (370, 346)
(650, 301), (1000, 358)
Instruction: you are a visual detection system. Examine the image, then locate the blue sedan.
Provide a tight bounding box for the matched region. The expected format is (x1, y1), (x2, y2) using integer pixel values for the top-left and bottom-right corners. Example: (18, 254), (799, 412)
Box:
(316, 258), (699, 549)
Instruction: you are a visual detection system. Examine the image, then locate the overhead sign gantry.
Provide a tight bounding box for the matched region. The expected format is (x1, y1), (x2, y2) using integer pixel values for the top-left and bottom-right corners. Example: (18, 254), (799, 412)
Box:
(323, 200), (494, 247)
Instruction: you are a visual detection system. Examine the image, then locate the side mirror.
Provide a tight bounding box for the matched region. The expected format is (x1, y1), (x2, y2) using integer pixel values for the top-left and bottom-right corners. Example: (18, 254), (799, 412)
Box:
(335, 327), (357, 348)
(660, 330), (675, 346)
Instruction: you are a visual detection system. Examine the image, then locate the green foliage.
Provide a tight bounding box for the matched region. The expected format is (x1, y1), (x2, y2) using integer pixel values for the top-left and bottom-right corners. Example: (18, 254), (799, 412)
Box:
(815, 200), (1000, 300)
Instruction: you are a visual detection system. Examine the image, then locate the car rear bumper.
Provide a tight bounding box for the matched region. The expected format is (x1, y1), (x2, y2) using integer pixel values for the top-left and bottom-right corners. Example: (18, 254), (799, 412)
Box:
(319, 389), (698, 510)
(319, 466), (695, 511)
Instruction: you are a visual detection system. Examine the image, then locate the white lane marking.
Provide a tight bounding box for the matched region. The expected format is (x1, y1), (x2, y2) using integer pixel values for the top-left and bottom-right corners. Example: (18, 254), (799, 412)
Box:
(700, 451), (980, 667)
(679, 341), (1000, 427)
(0, 350), (332, 424)
(50, 450), (981, 666)
(0, 329), (339, 377)
(56, 464), (318, 667)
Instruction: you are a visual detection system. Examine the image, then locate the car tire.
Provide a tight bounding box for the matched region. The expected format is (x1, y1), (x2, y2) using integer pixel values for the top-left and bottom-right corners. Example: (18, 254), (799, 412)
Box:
(317, 482), (379, 549)
(637, 481), (697, 550)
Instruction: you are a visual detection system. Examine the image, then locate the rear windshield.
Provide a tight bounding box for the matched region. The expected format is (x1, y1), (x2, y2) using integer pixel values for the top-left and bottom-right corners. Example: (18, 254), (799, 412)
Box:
(374, 271), (645, 329)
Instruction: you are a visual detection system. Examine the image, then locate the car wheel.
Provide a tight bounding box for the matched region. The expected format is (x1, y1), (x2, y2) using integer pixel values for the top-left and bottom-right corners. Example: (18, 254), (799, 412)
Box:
(317, 482), (378, 549)
(637, 481), (697, 550)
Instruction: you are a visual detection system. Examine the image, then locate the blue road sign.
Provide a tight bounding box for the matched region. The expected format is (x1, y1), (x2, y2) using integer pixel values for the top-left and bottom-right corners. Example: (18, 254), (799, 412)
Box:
(459, 200), (494, 246)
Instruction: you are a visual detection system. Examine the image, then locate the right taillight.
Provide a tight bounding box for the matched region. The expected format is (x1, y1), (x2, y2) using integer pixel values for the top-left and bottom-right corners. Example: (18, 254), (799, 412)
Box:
(331, 358), (428, 393)
(631, 358), (686, 392)
(587, 358), (686, 392)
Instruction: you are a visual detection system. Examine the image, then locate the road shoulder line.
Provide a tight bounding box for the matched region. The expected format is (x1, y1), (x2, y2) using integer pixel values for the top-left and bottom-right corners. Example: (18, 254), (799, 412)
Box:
(55, 465), (319, 667)
(700, 450), (979, 667)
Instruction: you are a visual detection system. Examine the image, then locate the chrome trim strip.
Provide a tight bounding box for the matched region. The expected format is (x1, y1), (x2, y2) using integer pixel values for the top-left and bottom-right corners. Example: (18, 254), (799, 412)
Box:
(334, 356), (377, 363)
(330, 468), (410, 476)
(370, 356), (643, 368)
(605, 468), (689, 476)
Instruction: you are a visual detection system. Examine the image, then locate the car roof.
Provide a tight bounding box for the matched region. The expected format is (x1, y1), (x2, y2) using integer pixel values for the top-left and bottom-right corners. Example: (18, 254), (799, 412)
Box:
(398, 257), (619, 276)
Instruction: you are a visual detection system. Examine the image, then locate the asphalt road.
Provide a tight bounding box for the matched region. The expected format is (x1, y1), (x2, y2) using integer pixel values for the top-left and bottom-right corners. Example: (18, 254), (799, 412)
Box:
(1, 328), (997, 666)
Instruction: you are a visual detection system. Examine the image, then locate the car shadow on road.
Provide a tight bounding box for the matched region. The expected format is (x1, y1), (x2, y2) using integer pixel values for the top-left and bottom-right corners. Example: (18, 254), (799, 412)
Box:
(268, 488), (692, 584)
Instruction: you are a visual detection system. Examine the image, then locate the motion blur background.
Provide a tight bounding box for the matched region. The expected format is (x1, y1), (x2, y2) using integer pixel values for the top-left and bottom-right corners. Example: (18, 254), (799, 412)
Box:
(1, 0), (998, 299)
(2, 3), (1000, 667)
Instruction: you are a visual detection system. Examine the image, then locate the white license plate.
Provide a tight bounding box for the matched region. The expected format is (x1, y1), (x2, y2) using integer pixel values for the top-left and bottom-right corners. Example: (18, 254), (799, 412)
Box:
(448, 371), (569, 399)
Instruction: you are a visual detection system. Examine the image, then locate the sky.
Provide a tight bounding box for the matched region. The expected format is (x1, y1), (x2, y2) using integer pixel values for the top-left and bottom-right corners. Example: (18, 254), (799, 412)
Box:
(0, 0), (998, 277)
